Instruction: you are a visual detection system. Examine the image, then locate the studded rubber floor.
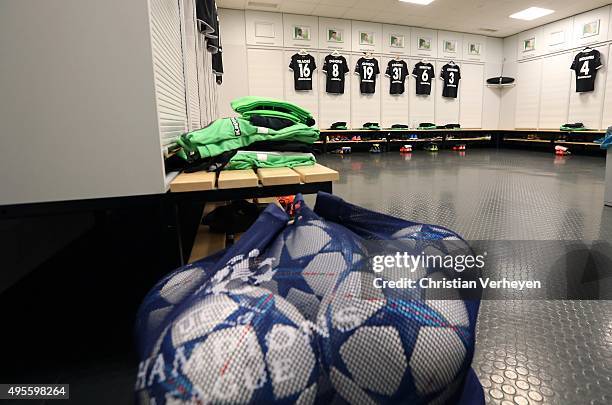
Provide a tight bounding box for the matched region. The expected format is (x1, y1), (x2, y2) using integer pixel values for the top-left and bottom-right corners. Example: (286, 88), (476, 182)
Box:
(316, 150), (612, 405)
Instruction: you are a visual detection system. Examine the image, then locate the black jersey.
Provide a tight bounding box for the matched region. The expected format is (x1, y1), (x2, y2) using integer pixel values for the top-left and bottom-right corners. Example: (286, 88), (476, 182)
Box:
(355, 57), (380, 94)
(571, 49), (603, 93)
(412, 62), (435, 95)
(440, 63), (461, 98)
(385, 60), (409, 95)
(289, 53), (316, 91)
(322, 54), (350, 94)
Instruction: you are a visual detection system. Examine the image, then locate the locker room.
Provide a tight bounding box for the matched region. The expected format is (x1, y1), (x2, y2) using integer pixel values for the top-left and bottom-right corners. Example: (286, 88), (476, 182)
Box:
(1, 0), (611, 404)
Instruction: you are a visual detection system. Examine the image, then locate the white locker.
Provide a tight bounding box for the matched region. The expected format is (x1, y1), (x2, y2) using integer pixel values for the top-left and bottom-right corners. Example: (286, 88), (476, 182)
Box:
(247, 48), (285, 99)
(181, 0), (201, 130)
(318, 53), (352, 129)
(284, 50), (320, 124)
(0, 0), (218, 205)
(381, 56), (410, 128)
(409, 59), (436, 126)
(350, 54), (382, 128)
(568, 45), (608, 130)
(150, 0), (189, 148)
(459, 63), (485, 128)
(538, 53), (572, 129)
(601, 45), (612, 128)
(435, 61), (460, 126)
(515, 59), (543, 129)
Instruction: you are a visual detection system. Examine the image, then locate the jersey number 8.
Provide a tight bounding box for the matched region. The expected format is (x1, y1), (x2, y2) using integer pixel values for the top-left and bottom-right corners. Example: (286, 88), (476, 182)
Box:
(332, 64), (339, 77)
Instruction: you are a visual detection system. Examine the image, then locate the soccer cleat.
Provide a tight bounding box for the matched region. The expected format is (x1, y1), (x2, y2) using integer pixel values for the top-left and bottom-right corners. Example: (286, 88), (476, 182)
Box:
(369, 144), (382, 153)
(452, 144), (466, 151)
(425, 143), (439, 152)
(555, 145), (571, 156)
(400, 144), (413, 153)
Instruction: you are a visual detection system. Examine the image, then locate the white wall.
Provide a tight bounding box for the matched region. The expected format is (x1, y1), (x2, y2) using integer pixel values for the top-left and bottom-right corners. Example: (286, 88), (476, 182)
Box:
(217, 9), (248, 118)
(217, 9), (502, 129)
(483, 37), (503, 129)
(499, 35), (519, 130)
(0, 0), (165, 205)
(503, 5), (612, 130)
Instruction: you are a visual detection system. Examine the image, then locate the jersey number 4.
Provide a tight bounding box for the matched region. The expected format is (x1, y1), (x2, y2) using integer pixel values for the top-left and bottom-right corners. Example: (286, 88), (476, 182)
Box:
(580, 60), (590, 76)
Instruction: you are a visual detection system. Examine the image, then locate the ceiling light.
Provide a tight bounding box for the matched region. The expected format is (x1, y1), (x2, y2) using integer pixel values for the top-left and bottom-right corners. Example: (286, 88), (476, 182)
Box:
(510, 7), (554, 21)
(399, 0), (436, 5)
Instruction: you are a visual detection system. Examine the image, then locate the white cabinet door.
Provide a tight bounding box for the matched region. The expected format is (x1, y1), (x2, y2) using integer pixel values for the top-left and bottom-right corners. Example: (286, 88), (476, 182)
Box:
(150, 0), (188, 147)
(515, 59), (542, 129)
(459, 63), (484, 128)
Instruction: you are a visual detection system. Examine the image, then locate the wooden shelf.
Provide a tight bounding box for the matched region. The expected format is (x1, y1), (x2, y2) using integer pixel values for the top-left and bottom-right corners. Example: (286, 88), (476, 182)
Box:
(170, 164), (339, 193)
(504, 138), (551, 143)
(169, 171), (215, 192)
(257, 167), (301, 186)
(446, 137), (491, 141)
(327, 139), (387, 144)
(320, 128), (605, 134)
(293, 164), (340, 183)
(389, 139), (432, 142)
(217, 169), (259, 189)
(515, 129), (605, 134)
(555, 141), (601, 146)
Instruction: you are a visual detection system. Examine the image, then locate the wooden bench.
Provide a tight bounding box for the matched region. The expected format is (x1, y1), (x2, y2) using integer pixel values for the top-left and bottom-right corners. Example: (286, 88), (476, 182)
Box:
(169, 164), (339, 264)
(169, 164), (339, 193)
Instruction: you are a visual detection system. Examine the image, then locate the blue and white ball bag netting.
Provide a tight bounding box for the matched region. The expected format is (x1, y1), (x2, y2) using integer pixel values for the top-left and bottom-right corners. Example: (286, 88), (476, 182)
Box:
(134, 192), (484, 405)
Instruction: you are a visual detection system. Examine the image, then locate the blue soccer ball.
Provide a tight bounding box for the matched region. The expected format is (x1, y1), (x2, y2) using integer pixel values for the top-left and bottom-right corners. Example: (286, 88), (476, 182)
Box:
(135, 285), (320, 405)
(256, 215), (367, 322)
(134, 251), (225, 358)
(316, 270), (474, 404)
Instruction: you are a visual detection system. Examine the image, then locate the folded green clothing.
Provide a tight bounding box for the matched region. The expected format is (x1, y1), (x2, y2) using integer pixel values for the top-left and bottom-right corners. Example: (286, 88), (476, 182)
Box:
(418, 126), (437, 130)
(240, 109), (300, 124)
(560, 126), (588, 131)
(176, 117), (319, 160)
(231, 96), (314, 125)
(226, 151), (316, 170)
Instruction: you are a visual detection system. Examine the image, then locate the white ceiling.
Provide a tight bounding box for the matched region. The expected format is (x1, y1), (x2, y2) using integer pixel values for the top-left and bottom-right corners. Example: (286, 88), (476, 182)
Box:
(216, 0), (611, 37)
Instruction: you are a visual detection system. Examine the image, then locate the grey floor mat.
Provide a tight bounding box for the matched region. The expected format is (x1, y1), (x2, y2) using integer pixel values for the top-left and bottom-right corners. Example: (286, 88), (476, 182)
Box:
(317, 150), (612, 405)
